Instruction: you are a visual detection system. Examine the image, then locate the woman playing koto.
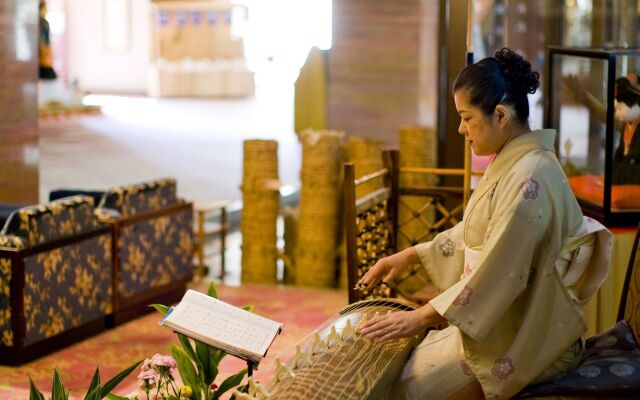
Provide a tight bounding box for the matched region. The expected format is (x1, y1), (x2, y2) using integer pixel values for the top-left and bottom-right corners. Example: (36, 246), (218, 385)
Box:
(358, 48), (612, 400)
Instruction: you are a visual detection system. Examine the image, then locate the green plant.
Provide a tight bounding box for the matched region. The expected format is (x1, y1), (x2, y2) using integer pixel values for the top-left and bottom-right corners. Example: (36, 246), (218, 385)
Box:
(28, 360), (141, 400)
(149, 282), (251, 400)
(26, 282), (248, 400)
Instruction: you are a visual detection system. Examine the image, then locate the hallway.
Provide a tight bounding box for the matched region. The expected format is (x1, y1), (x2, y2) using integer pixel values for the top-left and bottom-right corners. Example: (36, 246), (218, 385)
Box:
(38, 80), (302, 206)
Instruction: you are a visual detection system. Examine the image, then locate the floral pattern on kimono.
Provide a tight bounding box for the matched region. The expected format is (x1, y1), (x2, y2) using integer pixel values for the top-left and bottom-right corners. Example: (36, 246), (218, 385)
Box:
(414, 130), (613, 399)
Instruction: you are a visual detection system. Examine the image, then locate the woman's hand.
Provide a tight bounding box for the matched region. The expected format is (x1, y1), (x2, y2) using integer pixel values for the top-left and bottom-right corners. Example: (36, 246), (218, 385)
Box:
(356, 247), (421, 290)
(358, 303), (445, 341)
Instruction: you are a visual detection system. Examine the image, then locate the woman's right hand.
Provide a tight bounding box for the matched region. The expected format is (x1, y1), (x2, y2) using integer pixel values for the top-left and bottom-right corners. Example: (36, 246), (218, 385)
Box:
(357, 247), (420, 290)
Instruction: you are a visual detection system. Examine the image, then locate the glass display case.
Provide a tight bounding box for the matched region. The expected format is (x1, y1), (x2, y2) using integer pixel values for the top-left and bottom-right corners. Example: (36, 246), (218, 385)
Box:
(546, 46), (640, 226)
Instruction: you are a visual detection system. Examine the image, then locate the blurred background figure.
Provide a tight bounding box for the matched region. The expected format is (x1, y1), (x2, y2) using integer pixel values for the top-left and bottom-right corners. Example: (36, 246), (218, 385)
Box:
(39, 0), (57, 80)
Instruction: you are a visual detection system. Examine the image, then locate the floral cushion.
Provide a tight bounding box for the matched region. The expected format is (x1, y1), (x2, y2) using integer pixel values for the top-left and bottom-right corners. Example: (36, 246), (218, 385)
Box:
(518, 320), (640, 397)
(0, 196), (97, 248)
(0, 235), (27, 250)
(98, 178), (178, 218)
(94, 207), (121, 223)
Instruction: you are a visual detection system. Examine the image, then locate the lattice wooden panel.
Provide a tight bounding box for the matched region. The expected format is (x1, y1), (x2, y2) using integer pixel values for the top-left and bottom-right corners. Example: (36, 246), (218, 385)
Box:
(397, 192), (463, 247)
(353, 200), (395, 300)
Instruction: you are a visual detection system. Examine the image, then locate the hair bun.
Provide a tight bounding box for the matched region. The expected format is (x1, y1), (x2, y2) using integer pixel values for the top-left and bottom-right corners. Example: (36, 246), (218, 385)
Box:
(494, 48), (540, 95)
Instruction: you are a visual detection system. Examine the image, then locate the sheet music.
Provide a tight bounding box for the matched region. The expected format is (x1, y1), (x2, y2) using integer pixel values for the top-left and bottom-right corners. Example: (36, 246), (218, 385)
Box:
(163, 290), (283, 357)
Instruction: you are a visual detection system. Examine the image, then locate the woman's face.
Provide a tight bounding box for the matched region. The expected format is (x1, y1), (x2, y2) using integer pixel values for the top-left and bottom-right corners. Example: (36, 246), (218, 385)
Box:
(454, 90), (509, 156)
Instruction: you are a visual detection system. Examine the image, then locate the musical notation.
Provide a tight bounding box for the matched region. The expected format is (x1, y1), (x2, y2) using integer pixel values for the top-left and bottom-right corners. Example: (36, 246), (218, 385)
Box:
(161, 290), (283, 360)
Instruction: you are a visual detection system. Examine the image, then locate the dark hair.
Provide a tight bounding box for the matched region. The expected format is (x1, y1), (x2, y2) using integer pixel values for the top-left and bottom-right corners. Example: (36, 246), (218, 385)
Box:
(615, 75), (640, 107)
(453, 48), (540, 124)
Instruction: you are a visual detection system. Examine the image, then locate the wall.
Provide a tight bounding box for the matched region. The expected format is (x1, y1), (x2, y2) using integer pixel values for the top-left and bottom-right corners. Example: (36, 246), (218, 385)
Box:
(65, 0), (150, 94)
(328, 0), (439, 145)
(0, 0), (39, 204)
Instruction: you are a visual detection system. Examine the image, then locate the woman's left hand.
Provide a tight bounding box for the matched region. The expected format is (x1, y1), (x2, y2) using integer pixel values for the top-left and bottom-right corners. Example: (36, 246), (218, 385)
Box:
(359, 309), (428, 341)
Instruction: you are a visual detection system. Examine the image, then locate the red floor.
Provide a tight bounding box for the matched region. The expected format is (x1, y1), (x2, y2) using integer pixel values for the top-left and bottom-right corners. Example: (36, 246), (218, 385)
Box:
(0, 282), (347, 400)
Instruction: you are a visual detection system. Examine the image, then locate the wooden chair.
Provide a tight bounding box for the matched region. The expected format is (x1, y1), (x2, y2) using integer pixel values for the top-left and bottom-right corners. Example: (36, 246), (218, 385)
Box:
(517, 221), (640, 398)
(193, 200), (229, 280)
(344, 149), (476, 304)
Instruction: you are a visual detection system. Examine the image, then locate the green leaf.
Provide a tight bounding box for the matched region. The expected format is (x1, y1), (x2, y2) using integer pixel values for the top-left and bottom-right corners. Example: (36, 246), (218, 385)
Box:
(211, 349), (226, 366)
(82, 368), (101, 400)
(105, 394), (130, 400)
(84, 386), (100, 400)
(172, 345), (201, 400)
(150, 303), (170, 315)
(177, 333), (206, 384)
(195, 340), (214, 385)
(242, 305), (254, 312)
(85, 386), (102, 400)
(52, 369), (69, 400)
(209, 354), (219, 386)
(28, 377), (45, 400)
(212, 368), (247, 400)
(177, 333), (198, 363)
(207, 282), (218, 299)
(99, 360), (142, 397)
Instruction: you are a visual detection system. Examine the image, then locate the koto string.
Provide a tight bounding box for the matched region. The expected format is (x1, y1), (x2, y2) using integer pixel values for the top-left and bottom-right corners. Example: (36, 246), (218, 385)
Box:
(330, 302), (410, 399)
(290, 306), (383, 400)
(303, 303), (396, 400)
(325, 317), (384, 399)
(356, 335), (413, 400)
(300, 304), (385, 400)
(331, 305), (412, 399)
(271, 299), (410, 399)
(292, 303), (388, 399)
(268, 311), (339, 395)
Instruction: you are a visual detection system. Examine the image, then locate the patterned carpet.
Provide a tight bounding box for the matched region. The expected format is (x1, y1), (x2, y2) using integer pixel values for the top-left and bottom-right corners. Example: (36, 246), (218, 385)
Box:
(0, 282), (347, 399)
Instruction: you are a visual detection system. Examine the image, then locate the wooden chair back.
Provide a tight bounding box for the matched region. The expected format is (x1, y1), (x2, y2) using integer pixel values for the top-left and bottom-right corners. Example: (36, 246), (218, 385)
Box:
(617, 222), (640, 344)
(344, 147), (478, 304)
(344, 151), (399, 303)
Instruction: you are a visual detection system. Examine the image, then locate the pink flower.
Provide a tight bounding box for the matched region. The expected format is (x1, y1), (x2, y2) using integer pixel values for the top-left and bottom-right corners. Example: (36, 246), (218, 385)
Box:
(141, 358), (153, 372)
(137, 369), (159, 381)
(150, 354), (177, 369)
(137, 369), (159, 391)
(147, 354), (178, 378)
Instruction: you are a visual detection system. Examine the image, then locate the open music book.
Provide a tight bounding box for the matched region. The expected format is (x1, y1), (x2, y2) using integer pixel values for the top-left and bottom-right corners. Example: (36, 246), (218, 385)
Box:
(160, 289), (283, 364)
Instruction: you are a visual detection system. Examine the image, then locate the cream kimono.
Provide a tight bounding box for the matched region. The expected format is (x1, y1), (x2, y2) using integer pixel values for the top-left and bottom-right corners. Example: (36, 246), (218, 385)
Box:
(409, 130), (613, 399)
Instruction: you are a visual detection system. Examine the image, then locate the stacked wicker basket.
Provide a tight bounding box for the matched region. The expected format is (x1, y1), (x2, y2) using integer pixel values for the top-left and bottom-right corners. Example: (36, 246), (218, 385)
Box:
(241, 139), (280, 284)
(347, 137), (384, 198)
(294, 129), (345, 287)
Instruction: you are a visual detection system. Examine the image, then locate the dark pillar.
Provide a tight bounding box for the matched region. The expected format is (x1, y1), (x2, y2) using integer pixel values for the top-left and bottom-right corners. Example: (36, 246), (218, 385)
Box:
(437, 0), (469, 175)
(0, 0), (39, 204)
